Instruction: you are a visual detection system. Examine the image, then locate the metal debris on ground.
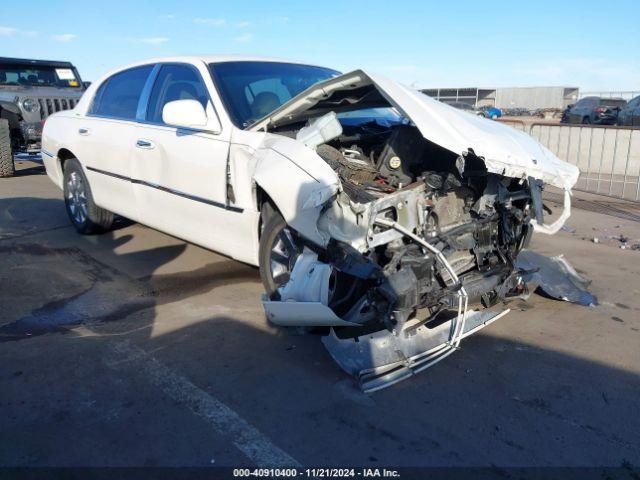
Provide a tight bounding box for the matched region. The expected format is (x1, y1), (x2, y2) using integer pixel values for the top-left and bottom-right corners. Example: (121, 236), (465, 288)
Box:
(516, 250), (597, 307)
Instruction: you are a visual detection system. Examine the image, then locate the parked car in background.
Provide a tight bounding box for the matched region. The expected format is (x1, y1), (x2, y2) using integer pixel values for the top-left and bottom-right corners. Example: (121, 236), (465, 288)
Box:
(0, 56), (86, 176)
(616, 95), (640, 127)
(477, 105), (502, 119)
(561, 96), (627, 125)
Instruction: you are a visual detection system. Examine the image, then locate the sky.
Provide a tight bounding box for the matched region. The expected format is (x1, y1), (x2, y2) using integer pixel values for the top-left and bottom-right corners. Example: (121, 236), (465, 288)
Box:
(2, 0), (639, 92)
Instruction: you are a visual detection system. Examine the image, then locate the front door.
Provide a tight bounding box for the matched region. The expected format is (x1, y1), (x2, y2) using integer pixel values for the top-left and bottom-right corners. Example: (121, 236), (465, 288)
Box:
(130, 63), (238, 255)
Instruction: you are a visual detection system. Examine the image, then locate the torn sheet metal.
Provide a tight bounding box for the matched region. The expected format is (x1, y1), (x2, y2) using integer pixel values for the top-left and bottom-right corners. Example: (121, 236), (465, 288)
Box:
(322, 309), (510, 393)
(516, 250), (597, 306)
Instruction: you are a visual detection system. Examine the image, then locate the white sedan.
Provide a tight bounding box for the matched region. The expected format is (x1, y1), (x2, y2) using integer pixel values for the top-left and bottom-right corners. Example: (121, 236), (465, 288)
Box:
(42, 56), (579, 390)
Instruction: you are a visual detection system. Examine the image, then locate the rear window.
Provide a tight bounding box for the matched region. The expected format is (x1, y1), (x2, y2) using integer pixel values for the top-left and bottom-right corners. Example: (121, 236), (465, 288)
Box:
(90, 66), (153, 120)
(600, 99), (627, 108)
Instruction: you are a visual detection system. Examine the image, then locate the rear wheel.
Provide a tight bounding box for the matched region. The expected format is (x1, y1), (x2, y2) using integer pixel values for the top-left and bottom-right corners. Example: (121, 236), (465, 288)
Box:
(63, 158), (114, 234)
(258, 211), (303, 298)
(0, 119), (14, 178)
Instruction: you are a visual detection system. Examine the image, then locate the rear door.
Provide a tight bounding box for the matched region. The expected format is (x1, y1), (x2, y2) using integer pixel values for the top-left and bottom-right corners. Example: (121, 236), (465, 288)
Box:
(76, 65), (153, 220)
(567, 99), (585, 123)
(130, 62), (237, 254)
(630, 97), (640, 126)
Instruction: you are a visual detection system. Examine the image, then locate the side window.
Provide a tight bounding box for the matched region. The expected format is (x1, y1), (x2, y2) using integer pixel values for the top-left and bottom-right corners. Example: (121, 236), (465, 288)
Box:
(146, 64), (209, 124)
(90, 66), (152, 120)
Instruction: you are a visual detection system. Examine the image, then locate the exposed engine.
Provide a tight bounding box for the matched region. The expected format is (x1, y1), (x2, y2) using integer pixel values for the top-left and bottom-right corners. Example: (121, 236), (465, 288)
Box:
(258, 70), (577, 391)
(281, 120), (538, 334)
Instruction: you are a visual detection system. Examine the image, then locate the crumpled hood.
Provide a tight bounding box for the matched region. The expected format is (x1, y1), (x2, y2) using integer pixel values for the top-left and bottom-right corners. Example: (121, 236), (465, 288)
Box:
(250, 70), (579, 190)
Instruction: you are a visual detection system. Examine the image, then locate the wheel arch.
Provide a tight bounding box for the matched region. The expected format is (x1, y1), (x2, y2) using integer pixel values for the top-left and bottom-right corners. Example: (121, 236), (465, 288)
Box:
(49, 147), (77, 188)
(255, 183), (281, 239)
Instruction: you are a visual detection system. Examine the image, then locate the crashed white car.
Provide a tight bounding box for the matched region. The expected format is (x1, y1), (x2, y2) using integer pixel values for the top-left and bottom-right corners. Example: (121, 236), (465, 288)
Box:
(42, 56), (579, 391)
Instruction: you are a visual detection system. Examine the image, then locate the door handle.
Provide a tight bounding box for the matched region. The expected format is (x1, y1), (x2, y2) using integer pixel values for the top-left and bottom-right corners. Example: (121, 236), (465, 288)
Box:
(78, 128), (90, 135)
(136, 139), (154, 149)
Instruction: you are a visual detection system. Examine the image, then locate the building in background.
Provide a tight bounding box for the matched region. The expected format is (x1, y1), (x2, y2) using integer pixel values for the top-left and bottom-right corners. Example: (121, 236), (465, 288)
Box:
(421, 86), (580, 110)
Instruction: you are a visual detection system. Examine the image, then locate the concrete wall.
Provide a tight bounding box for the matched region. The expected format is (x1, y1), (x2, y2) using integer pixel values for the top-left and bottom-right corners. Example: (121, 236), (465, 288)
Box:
(494, 87), (579, 110)
(422, 86), (579, 109)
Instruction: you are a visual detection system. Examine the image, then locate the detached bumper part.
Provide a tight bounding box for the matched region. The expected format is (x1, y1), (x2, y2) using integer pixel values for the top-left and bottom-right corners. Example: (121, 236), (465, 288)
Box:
(263, 300), (359, 327)
(531, 188), (572, 235)
(516, 250), (597, 306)
(323, 308), (510, 393)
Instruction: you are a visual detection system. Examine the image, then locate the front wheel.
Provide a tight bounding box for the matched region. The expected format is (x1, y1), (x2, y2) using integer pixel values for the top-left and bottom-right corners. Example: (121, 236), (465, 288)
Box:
(0, 119), (14, 178)
(258, 211), (303, 298)
(63, 158), (114, 234)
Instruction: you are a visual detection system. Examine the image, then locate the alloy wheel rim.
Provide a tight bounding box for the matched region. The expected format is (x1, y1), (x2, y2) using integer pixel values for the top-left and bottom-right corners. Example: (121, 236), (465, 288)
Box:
(66, 171), (88, 225)
(269, 227), (301, 288)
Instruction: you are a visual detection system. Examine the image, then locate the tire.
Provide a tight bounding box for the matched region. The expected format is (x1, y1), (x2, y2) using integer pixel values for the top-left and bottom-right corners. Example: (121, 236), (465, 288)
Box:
(0, 119), (14, 178)
(582, 116), (591, 125)
(62, 158), (114, 234)
(258, 210), (302, 299)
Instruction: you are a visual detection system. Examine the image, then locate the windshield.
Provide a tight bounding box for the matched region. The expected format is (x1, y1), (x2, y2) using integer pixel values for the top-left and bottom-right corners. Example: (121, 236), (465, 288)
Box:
(0, 64), (81, 88)
(209, 61), (341, 127)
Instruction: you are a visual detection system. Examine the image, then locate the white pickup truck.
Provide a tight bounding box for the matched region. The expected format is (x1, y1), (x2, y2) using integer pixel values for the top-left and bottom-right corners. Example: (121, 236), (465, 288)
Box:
(42, 56), (579, 390)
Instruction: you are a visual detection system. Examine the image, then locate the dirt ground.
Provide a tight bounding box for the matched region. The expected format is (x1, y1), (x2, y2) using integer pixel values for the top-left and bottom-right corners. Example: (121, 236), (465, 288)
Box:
(1, 158), (639, 469)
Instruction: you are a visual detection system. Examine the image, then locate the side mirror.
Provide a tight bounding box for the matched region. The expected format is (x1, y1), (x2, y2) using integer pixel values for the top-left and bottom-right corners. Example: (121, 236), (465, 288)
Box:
(162, 99), (220, 132)
(566, 104), (574, 109)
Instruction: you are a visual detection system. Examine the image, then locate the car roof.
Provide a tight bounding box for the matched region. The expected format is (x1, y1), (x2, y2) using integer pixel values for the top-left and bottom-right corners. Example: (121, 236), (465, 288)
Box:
(108, 55), (327, 72)
(0, 56), (75, 68)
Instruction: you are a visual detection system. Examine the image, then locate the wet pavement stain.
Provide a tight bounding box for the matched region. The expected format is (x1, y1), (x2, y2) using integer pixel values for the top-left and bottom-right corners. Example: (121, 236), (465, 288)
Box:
(0, 242), (260, 342)
(0, 283), (154, 342)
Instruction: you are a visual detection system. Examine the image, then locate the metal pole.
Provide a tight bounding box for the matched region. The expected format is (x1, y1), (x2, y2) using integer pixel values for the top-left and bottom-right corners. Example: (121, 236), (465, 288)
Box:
(596, 129), (606, 194)
(608, 128), (619, 195)
(576, 126), (583, 186)
(634, 130), (640, 201)
(585, 127), (594, 191)
(621, 129), (633, 199)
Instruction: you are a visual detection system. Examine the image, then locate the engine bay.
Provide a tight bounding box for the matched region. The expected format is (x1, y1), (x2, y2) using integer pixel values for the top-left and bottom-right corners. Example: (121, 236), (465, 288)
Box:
(270, 115), (539, 334)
